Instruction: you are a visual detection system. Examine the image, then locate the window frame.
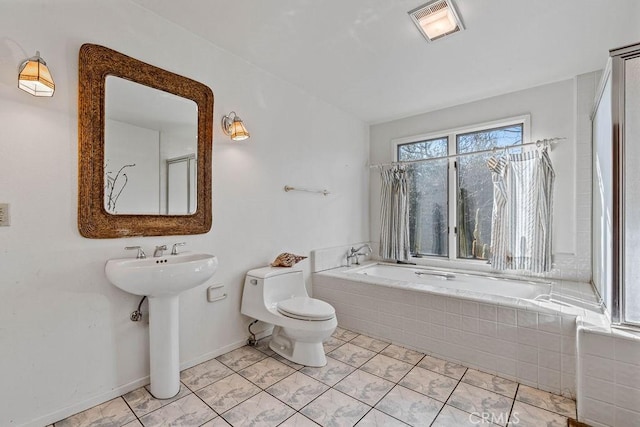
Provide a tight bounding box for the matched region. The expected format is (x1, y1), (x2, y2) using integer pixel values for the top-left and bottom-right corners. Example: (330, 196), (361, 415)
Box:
(391, 115), (531, 267)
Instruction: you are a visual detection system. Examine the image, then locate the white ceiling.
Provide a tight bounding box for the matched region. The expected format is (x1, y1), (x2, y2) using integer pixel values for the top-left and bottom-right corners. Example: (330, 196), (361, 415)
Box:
(132, 0), (640, 124)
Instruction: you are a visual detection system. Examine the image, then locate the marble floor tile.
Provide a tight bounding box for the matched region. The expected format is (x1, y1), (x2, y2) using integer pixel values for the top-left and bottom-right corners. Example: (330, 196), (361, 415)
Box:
(350, 335), (390, 353)
(279, 413), (320, 427)
(216, 346), (267, 371)
(417, 354), (467, 380)
(509, 401), (568, 427)
(180, 358), (234, 391)
(398, 366), (458, 402)
(461, 369), (518, 398)
(515, 385), (576, 418)
(323, 336), (347, 354)
(123, 383), (191, 417)
(380, 344), (425, 365)
(375, 385), (443, 427)
(300, 388), (370, 427)
(332, 327), (359, 342)
(360, 354), (413, 383)
(355, 409), (409, 426)
(334, 369), (395, 406)
(139, 394), (216, 427)
(266, 371), (329, 410)
(300, 357), (356, 387)
(328, 343), (376, 368)
(51, 327), (586, 427)
(221, 391), (295, 427)
(195, 373), (261, 414)
(253, 339), (276, 356)
(54, 397), (136, 427)
(431, 405), (495, 426)
(200, 417), (231, 426)
(238, 357), (296, 389)
(447, 382), (513, 427)
(273, 354), (304, 370)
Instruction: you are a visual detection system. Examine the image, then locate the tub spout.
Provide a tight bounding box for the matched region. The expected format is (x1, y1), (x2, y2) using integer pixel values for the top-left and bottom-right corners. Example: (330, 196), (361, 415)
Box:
(348, 244), (372, 265)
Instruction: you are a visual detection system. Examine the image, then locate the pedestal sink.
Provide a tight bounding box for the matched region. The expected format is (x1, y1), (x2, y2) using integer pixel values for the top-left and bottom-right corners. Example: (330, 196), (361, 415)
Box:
(105, 252), (218, 398)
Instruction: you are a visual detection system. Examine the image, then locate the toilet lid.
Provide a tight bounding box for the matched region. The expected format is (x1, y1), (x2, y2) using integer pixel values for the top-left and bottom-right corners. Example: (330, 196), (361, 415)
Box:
(277, 297), (335, 321)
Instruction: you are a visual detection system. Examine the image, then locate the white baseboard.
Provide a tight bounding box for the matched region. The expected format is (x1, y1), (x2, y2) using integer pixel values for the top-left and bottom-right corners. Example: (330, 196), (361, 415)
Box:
(22, 376), (150, 427)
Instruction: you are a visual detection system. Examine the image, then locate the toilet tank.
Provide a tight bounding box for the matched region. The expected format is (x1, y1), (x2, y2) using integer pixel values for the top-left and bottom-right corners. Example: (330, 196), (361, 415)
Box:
(241, 267), (308, 318)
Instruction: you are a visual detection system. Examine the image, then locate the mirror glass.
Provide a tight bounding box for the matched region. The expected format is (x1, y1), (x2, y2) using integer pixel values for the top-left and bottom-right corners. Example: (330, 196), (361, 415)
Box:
(104, 77), (197, 215)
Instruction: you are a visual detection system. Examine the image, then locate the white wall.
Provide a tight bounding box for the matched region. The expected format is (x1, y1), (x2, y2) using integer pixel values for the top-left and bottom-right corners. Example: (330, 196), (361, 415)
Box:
(0, 1), (369, 425)
(370, 77), (593, 281)
(105, 119), (160, 214)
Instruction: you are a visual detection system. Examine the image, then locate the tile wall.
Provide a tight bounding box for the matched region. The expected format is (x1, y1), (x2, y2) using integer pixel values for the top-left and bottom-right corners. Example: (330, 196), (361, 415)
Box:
(310, 243), (372, 273)
(313, 273), (580, 398)
(576, 326), (640, 426)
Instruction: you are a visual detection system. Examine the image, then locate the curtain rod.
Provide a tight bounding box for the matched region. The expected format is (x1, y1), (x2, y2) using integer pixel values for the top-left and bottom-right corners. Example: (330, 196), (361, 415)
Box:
(369, 137), (566, 169)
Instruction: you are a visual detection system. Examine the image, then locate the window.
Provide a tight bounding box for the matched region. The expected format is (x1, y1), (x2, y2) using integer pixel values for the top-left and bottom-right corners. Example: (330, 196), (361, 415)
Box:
(395, 117), (529, 261)
(398, 137), (449, 257)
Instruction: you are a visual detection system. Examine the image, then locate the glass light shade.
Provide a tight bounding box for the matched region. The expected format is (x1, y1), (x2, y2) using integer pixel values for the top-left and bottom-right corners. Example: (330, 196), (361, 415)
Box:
(18, 55), (55, 97)
(229, 117), (250, 141)
(419, 8), (457, 39)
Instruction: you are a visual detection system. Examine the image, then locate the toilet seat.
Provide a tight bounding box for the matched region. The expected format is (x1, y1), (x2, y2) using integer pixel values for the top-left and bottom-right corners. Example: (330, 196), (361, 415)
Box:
(277, 297), (335, 321)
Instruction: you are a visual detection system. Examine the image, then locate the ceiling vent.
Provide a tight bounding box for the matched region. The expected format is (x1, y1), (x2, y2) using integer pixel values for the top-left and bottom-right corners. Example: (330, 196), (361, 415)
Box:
(409, 0), (464, 42)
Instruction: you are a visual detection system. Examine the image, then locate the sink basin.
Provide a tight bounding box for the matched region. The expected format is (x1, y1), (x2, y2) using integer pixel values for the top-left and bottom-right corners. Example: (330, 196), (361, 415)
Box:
(104, 251), (218, 399)
(105, 252), (218, 297)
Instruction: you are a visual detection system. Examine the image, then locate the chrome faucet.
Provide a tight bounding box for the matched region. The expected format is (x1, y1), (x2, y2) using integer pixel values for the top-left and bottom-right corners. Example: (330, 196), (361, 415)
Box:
(153, 245), (167, 257)
(346, 244), (372, 266)
(125, 246), (146, 259)
(171, 242), (186, 255)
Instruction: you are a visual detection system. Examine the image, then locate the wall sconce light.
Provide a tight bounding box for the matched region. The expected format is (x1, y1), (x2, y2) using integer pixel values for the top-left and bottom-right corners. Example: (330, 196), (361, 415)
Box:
(221, 111), (250, 141)
(18, 51), (55, 97)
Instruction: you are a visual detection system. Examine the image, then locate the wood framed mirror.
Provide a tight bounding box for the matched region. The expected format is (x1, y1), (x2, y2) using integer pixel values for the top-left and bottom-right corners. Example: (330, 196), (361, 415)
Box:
(78, 44), (213, 238)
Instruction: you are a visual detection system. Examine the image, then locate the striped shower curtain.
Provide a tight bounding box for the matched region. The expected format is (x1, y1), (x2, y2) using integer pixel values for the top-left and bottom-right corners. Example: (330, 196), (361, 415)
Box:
(379, 166), (410, 261)
(489, 148), (555, 272)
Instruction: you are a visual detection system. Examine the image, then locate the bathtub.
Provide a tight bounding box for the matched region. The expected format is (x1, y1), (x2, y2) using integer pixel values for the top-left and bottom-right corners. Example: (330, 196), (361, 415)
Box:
(312, 259), (599, 398)
(350, 263), (551, 300)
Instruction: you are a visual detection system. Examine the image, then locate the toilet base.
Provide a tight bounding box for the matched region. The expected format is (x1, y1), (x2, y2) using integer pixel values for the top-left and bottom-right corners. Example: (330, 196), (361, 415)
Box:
(268, 326), (331, 367)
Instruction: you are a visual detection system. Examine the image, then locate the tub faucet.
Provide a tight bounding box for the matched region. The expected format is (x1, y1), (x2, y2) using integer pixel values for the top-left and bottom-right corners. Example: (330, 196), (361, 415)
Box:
(153, 245), (167, 257)
(347, 244), (372, 266)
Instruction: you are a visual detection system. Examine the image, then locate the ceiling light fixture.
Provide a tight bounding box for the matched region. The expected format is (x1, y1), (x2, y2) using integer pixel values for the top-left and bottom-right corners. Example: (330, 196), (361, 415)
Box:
(221, 111), (250, 141)
(409, 0), (464, 42)
(18, 51), (55, 97)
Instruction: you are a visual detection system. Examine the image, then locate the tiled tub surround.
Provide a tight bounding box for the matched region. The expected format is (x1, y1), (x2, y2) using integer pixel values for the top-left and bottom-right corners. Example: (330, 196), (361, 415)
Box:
(576, 323), (640, 426)
(313, 262), (604, 398)
(52, 327), (576, 427)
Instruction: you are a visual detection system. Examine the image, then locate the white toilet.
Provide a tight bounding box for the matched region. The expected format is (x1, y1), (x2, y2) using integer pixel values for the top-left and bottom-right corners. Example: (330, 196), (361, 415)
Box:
(241, 266), (337, 367)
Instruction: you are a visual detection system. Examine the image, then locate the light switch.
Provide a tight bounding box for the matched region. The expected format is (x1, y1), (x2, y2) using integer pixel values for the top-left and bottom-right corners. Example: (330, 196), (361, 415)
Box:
(0, 203), (9, 226)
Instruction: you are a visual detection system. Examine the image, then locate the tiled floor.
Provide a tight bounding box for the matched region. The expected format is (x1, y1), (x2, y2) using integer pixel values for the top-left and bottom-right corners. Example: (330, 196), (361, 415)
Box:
(51, 327), (576, 427)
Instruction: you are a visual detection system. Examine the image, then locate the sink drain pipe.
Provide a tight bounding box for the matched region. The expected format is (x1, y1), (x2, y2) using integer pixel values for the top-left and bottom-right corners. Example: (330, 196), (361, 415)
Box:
(131, 296), (147, 321)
